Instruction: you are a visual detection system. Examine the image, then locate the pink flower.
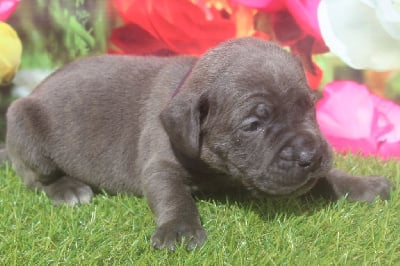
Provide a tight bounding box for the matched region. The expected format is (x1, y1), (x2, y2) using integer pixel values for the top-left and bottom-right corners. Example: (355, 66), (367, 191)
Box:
(316, 81), (400, 160)
(0, 0), (19, 21)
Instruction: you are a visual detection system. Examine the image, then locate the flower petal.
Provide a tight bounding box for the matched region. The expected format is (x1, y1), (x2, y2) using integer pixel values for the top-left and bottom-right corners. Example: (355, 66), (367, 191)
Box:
(0, 21), (22, 85)
(372, 91), (400, 159)
(318, 0), (400, 70)
(317, 81), (400, 159)
(284, 0), (321, 41)
(113, 0), (235, 55)
(374, 0), (400, 40)
(231, 0), (285, 12)
(0, 0), (19, 21)
(109, 24), (175, 56)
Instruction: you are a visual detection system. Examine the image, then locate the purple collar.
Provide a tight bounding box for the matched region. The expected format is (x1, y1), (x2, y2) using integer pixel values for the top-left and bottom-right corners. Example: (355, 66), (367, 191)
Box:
(171, 67), (193, 98)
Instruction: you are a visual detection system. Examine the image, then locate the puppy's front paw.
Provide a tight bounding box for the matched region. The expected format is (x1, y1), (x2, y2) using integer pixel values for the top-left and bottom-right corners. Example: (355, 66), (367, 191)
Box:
(151, 220), (207, 251)
(344, 175), (394, 202)
(322, 169), (394, 202)
(334, 176), (393, 202)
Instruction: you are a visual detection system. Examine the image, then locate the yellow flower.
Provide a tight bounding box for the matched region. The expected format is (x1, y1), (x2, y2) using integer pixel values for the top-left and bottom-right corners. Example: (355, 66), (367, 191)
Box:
(0, 22), (22, 85)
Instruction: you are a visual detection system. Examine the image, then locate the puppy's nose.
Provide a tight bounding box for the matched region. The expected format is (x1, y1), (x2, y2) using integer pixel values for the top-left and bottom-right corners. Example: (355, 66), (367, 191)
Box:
(293, 135), (320, 169)
(279, 134), (321, 169)
(297, 149), (317, 168)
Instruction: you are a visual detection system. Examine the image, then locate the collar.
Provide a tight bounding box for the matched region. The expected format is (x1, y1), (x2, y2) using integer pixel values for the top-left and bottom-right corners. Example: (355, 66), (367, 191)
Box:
(171, 66), (193, 98)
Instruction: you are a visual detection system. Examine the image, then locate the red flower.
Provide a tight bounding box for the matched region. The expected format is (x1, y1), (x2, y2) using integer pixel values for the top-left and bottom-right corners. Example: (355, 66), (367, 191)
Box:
(231, 0), (327, 89)
(111, 0), (236, 55)
(109, 24), (176, 56)
(110, 0), (322, 89)
(232, 0), (327, 53)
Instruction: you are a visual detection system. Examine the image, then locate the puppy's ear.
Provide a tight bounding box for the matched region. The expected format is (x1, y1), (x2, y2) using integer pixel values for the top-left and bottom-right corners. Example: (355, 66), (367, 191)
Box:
(160, 92), (208, 158)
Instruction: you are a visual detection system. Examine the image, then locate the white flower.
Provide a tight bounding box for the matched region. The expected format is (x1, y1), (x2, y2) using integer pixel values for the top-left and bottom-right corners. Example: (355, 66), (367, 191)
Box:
(318, 0), (400, 70)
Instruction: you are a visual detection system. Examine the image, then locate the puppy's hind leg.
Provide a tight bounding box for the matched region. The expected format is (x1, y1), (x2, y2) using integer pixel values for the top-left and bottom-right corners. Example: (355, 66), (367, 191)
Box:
(6, 98), (94, 206)
(44, 176), (94, 206)
(10, 154), (93, 206)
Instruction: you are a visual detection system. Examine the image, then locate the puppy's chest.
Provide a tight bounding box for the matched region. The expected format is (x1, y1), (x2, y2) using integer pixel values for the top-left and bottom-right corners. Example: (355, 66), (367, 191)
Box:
(188, 172), (246, 194)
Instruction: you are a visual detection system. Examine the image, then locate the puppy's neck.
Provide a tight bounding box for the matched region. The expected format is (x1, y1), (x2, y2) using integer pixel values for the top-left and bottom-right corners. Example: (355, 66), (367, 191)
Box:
(171, 66), (194, 98)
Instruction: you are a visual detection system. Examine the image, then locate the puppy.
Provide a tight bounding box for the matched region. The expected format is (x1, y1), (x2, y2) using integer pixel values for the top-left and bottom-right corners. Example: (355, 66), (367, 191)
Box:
(5, 37), (393, 250)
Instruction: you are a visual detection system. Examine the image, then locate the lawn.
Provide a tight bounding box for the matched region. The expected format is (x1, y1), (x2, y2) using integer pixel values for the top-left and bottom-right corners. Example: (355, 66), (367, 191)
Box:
(0, 154), (399, 265)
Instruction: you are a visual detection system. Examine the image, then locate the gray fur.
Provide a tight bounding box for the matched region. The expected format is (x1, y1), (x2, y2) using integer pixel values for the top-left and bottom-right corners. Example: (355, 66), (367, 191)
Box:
(5, 37), (393, 250)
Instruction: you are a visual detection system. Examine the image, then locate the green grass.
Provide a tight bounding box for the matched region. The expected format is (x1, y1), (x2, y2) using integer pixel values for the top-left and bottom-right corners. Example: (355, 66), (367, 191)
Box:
(0, 155), (399, 265)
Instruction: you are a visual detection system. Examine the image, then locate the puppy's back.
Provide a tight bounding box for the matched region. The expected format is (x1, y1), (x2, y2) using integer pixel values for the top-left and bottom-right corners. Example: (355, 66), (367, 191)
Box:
(7, 54), (197, 195)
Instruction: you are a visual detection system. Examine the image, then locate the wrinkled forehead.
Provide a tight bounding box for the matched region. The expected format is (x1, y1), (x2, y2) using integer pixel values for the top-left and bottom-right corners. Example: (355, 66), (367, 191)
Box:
(239, 59), (304, 88)
(208, 40), (306, 85)
(213, 55), (311, 102)
(192, 39), (313, 107)
(204, 62), (315, 125)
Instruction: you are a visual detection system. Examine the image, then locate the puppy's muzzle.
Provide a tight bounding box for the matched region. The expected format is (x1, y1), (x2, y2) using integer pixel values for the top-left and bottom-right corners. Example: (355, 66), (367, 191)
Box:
(278, 133), (323, 172)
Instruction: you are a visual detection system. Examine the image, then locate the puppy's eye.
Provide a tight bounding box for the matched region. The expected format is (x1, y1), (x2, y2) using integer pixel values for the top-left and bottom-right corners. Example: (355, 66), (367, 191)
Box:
(241, 117), (262, 132)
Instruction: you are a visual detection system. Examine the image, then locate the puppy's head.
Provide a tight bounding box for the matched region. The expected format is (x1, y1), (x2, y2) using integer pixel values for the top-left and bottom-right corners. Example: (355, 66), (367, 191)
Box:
(161, 37), (333, 197)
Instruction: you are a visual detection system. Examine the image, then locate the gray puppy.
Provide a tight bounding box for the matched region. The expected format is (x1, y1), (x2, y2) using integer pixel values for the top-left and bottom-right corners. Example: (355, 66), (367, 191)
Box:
(5, 37), (393, 250)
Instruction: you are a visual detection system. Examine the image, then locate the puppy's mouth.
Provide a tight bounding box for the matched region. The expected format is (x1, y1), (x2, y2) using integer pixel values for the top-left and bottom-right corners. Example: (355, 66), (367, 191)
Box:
(247, 151), (332, 198)
(251, 174), (319, 198)
(258, 135), (333, 197)
(288, 175), (320, 196)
